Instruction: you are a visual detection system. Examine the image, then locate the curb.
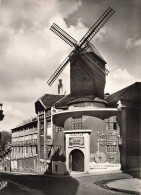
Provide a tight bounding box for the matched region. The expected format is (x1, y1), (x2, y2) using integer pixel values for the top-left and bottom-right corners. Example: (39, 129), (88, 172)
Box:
(106, 183), (140, 195)
(106, 179), (141, 195)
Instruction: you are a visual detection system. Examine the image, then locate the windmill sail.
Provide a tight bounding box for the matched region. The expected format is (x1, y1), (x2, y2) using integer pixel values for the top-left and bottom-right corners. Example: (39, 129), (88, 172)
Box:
(47, 51), (74, 86)
(47, 7), (114, 86)
(50, 23), (77, 47)
(78, 7), (115, 48)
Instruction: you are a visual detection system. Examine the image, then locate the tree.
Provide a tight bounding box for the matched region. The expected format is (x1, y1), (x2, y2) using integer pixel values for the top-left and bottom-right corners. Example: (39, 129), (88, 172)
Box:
(0, 131), (12, 158)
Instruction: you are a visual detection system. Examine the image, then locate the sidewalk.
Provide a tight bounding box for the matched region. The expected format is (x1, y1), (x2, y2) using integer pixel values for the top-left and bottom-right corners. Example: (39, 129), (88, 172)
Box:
(106, 178), (141, 194)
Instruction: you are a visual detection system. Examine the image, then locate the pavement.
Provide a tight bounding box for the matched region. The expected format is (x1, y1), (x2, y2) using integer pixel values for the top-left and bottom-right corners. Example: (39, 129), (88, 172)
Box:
(70, 170), (141, 194)
(0, 169), (141, 194)
(106, 178), (141, 194)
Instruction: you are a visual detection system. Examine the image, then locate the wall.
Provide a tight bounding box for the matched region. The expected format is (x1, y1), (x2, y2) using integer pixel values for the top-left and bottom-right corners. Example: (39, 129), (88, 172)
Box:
(70, 59), (94, 96)
(70, 52), (106, 98)
(53, 124), (64, 152)
(126, 105), (141, 169)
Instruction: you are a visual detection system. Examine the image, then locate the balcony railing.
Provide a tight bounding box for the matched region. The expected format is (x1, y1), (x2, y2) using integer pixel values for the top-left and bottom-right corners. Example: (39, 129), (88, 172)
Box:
(12, 139), (37, 146)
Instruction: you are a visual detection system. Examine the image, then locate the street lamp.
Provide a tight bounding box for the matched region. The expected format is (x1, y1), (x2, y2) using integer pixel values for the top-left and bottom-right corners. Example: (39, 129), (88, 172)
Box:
(0, 103), (4, 121)
(0, 103), (2, 110)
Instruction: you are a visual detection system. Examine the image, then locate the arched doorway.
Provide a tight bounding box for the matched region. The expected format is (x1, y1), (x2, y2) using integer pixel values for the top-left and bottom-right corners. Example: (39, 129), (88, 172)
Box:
(69, 149), (84, 172)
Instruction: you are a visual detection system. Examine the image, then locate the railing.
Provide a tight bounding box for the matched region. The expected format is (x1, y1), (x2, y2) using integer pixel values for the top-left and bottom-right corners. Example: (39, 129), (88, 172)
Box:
(12, 139), (37, 146)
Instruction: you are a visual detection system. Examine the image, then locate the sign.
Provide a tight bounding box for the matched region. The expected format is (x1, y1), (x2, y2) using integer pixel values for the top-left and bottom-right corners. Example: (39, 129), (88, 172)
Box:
(97, 133), (107, 145)
(69, 137), (84, 146)
(97, 131), (119, 147)
(107, 141), (117, 145)
(70, 133), (83, 136)
(89, 163), (121, 169)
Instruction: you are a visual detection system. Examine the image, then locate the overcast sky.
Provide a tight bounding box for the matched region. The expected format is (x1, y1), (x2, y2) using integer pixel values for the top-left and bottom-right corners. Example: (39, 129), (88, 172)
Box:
(0, 0), (141, 131)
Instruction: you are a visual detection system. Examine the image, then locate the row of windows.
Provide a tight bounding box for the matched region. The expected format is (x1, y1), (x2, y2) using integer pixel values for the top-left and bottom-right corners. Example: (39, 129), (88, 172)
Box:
(13, 146), (37, 153)
(40, 116), (119, 134)
(55, 117), (118, 132)
(12, 127), (37, 138)
(55, 126), (63, 132)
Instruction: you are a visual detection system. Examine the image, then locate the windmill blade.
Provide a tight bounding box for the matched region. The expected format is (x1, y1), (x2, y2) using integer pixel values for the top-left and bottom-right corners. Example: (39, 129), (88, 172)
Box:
(78, 7), (115, 48)
(47, 50), (75, 86)
(50, 23), (77, 47)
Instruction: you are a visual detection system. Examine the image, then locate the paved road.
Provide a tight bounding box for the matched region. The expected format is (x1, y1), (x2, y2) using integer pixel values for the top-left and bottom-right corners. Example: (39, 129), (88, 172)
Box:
(0, 172), (134, 195)
(0, 178), (30, 195)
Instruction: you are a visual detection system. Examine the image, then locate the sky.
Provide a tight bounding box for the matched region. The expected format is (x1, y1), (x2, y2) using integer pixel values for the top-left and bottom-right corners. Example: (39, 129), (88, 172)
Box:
(0, 0), (141, 131)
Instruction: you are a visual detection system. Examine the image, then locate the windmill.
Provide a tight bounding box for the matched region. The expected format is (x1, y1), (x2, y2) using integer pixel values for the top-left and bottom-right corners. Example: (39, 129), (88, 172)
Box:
(47, 7), (115, 98)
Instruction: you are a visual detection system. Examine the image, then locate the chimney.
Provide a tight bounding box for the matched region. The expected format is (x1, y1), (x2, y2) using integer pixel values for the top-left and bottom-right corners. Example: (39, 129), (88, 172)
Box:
(58, 79), (63, 95)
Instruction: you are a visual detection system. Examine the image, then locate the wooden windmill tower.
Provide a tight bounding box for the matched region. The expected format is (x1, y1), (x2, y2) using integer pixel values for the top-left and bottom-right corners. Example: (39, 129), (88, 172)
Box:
(47, 7), (115, 99)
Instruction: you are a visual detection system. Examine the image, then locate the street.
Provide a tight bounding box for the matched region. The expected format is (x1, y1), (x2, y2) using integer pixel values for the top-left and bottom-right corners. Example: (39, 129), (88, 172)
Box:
(0, 172), (135, 195)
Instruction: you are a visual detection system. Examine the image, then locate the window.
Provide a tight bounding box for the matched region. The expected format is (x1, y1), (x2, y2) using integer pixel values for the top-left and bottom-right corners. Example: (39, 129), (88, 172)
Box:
(47, 146), (52, 158)
(55, 126), (63, 132)
(113, 122), (117, 130)
(106, 116), (118, 130)
(40, 123), (44, 130)
(72, 118), (82, 129)
(39, 114), (44, 120)
(47, 110), (51, 116)
(47, 122), (51, 128)
(40, 123), (44, 135)
(35, 146), (37, 154)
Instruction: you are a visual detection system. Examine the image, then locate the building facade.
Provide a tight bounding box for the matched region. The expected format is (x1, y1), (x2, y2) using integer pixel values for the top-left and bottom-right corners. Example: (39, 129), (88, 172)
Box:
(34, 48), (123, 174)
(10, 41), (141, 174)
(35, 95), (122, 174)
(106, 82), (141, 170)
(11, 119), (39, 172)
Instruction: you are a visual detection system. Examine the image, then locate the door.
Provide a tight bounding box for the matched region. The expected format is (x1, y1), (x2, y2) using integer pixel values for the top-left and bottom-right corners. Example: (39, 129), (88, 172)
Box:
(70, 149), (84, 172)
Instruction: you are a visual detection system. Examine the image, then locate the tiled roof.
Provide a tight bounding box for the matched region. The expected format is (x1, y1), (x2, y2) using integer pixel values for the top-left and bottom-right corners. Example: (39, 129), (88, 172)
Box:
(55, 94), (107, 108)
(39, 94), (64, 109)
(106, 82), (141, 106)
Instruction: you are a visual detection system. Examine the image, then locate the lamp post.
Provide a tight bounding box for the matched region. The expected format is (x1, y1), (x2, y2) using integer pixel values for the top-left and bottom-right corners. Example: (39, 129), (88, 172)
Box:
(0, 103), (4, 121)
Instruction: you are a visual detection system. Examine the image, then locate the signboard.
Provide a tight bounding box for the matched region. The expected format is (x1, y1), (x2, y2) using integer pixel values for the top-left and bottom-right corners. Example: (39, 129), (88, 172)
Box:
(97, 131), (119, 147)
(97, 133), (107, 145)
(70, 133), (83, 136)
(69, 137), (84, 146)
(107, 131), (118, 146)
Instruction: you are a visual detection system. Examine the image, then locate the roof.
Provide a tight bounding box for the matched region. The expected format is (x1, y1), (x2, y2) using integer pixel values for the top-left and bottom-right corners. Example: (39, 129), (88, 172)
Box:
(55, 94), (107, 108)
(106, 82), (141, 106)
(85, 43), (107, 64)
(11, 117), (37, 132)
(35, 94), (64, 111)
